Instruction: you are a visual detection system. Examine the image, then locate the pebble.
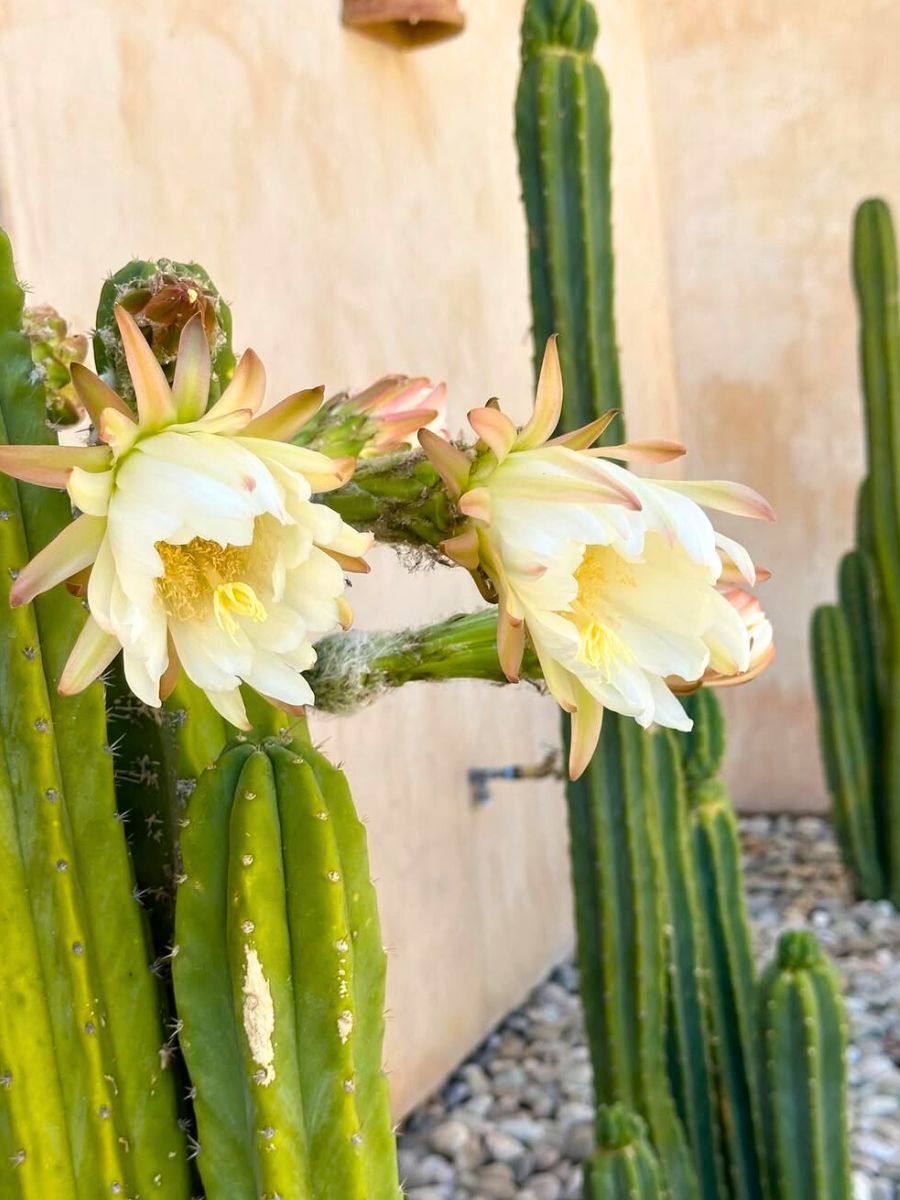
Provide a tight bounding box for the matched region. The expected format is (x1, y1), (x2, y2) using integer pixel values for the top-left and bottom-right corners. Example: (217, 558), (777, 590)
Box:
(399, 816), (900, 1199)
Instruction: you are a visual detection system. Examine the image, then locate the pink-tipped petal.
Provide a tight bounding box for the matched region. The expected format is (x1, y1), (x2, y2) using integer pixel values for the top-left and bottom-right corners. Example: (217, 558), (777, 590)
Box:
(70, 363), (132, 426)
(517, 335), (562, 449)
(114, 305), (177, 428)
(440, 526), (480, 570)
(243, 387), (325, 442)
(171, 314), (212, 422)
(546, 411), (619, 450)
(203, 348), (266, 423)
(458, 487), (491, 524)
(468, 405), (518, 462)
(10, 514), (106, 608)
(0, 443), (111, 489)
(418, 428), (471, 500)
(58, 616), (120, 695)
(497, 606), (526, 682)
(661, 479), (776, 522)
(568, 693), (604, 780)
(589, 439), (687, 464)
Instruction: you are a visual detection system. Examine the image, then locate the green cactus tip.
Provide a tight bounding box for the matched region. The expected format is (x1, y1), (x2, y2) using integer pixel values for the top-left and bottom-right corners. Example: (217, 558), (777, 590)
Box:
(521, 0), (599, 57)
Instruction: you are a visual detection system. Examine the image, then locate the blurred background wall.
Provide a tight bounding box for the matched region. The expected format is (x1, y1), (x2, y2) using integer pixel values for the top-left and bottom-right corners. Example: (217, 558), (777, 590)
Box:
(0, 0), (897, 1113)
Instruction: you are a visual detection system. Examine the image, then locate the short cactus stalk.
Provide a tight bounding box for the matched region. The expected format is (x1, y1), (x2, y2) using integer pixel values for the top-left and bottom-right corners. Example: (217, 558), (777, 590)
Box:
(757, 931), (852, 1200)
(812, 197), (900, 904)
(173, 729), (401, 1200)
(584, 1106), (667, 1200)
(0, 231), (189, 1197)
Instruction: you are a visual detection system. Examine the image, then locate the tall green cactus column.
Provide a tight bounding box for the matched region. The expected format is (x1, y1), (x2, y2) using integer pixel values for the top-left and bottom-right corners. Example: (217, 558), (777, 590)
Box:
(515, 0), (622, 438)
(0, 231), (189, 1197)
(812, 197), (900, 903)
(173, 729), (401, 1200)
(516, 4), (696, 1196)
(757, 932), (852, 1200)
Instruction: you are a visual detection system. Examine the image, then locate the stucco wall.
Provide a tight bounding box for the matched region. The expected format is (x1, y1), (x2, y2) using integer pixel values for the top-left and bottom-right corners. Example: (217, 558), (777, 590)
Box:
(0, 0), (675, 1114)
(637, 0), (900, 811)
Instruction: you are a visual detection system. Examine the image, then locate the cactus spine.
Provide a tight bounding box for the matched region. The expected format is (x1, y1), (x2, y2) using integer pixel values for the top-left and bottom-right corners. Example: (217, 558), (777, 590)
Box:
(173, 730), (400, 1200)
(0, 231), (189, 1197)
(812, 197), (900, 903)
(585, 1106), (667, 1200)
(757, 932), (852, 1200)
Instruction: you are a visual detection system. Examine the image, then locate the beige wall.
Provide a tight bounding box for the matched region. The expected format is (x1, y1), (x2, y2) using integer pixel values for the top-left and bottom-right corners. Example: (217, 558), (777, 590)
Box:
(0, 0), (676, 1114)
(637, 0), (900, 811)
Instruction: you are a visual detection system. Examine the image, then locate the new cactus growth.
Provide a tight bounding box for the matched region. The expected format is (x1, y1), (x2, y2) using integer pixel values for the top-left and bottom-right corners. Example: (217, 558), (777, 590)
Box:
(585, 1106), (667, 1200)
(173, 730), (400, 1200)
(812, 197), (900, 903)
(757, 931), (852, 1200)
(0, 230), (189, 1197)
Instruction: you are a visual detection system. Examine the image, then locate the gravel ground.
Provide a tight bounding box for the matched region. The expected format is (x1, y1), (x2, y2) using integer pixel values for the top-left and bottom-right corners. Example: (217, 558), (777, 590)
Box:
(397, 816), (900, 1200)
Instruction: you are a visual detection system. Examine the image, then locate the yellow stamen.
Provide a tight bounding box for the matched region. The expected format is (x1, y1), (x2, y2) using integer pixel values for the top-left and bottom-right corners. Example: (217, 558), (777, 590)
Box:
(155, 537), (252, 621)
(213, 582), (268, 642)
(568, 546), (636, 680)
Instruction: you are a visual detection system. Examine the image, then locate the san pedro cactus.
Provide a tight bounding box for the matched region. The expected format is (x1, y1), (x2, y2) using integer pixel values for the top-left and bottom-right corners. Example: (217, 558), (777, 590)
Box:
(757, 931), (852, 1200)
(515, 0), (622, 437)
(173, 729), (401, 1200)
(812, 197), (900, 904)
(0, 231), (189, 1196)
(585, 1106), (667, 1200)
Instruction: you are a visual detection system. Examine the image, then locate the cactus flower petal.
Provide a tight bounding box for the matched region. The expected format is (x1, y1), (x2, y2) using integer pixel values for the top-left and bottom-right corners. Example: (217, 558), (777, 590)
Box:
(171, 313), (212, 422)
(546, 410), (619, 450)
(58, 614), (121, 694)
(202, 348), (266, 425)
(10, 513), (107, 608)
(658, 479), (776, 522)
(468, 405), (519, 462)
(243, 387), (325, 442)
(115, 305), (178, 428)
(70, 361), (132, 425)
(0, 442), (111, 488)
(589, 439), (687, 464)
(418, 428), (472, 500)
(567, 688), (604, 781)
(517, 336), (563, 449)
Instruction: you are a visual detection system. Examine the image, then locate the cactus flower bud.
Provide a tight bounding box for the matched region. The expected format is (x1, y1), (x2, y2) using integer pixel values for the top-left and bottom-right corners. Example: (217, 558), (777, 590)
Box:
(419, 337), (775, 779)
(298, 375), (448, 460)
(22, 304), (89, 427)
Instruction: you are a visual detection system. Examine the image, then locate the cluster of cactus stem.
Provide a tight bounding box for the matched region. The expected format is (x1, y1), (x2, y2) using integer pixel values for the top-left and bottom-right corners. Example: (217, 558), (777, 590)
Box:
(812, 197), (900, 905)
(515, 3), (851, 1198)
(0, 242), (402, 1197)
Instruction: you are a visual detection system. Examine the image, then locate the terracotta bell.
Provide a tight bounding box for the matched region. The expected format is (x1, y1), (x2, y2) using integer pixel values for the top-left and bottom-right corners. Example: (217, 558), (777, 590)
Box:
(342, 0), (465, 49)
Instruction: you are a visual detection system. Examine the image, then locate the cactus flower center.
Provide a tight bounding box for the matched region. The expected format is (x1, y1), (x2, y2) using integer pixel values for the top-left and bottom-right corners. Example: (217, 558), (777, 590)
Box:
(213, 582), (268, 642)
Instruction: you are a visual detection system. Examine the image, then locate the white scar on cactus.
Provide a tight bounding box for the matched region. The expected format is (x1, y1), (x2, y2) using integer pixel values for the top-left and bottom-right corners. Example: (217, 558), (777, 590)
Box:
(242, 947), (276, 1085)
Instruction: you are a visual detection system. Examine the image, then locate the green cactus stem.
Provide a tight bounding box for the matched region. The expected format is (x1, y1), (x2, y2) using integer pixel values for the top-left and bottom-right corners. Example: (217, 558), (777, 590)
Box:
(757, 931), (852, 1200)
(584, 1105), (667, 1200)
(0, 229), (189, 1197)
(173, 729), (401, 1200)
(515, 0), (622, 438)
